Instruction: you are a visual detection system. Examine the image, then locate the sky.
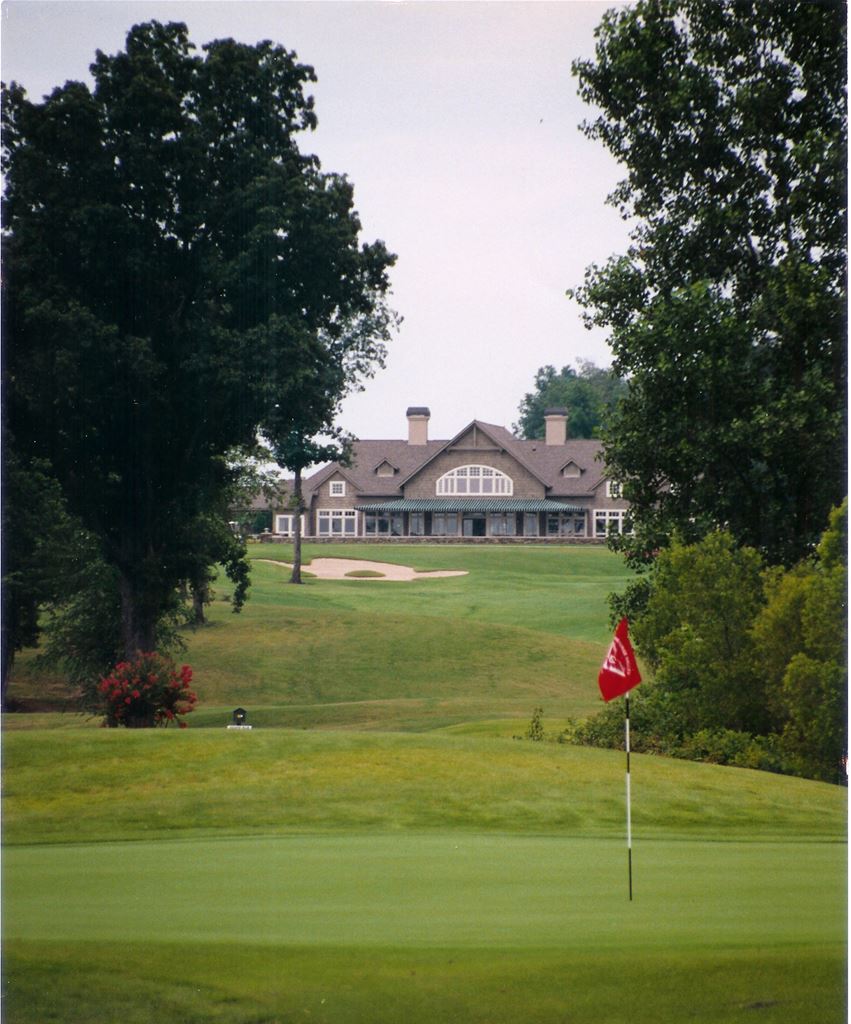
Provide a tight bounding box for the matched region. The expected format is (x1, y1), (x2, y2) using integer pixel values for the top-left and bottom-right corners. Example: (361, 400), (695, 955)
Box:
(2, 0), (633, 442)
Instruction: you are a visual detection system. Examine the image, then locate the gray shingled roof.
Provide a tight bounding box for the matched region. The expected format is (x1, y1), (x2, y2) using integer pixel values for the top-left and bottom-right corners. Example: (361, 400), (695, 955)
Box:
(302, 420), (608, 500)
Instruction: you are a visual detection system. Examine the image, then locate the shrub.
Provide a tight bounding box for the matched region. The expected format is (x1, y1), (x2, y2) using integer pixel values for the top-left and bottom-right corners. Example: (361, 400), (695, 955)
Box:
(526, 706), (545, 741)
(98, 652), (197, 728)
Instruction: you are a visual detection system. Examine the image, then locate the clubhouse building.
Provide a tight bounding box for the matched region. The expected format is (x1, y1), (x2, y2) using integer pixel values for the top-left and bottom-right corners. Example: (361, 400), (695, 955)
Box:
(262, 407), (631, 542)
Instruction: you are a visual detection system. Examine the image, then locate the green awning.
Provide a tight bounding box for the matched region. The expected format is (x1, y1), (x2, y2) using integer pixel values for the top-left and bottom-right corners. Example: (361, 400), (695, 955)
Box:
(355, 498), (585, 513)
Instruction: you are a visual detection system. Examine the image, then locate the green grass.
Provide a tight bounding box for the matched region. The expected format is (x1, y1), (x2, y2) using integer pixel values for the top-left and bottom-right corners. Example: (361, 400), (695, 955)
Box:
(3, 730), (846, 1022)
(3, 543), (847, 1023)
(8, 543), (630, 728)
(5, 941), (845, 1024)
(188, 543), (630, 724)
(3, 729), (845, 846)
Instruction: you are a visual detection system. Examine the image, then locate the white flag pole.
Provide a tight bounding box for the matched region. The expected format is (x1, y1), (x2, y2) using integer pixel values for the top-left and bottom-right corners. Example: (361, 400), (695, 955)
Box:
(625, 693), (633, 901)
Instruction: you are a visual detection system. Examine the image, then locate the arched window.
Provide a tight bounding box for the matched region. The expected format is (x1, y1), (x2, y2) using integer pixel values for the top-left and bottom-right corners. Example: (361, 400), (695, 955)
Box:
(436, 465), (513, 496)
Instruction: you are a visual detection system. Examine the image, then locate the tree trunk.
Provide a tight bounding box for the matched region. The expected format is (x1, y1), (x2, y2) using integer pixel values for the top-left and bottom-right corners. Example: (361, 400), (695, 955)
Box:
(118, 572), (157, 659)
(291, 467), (303, 585)
(0, 634), (14, 711)
(190, 574), (208, 625)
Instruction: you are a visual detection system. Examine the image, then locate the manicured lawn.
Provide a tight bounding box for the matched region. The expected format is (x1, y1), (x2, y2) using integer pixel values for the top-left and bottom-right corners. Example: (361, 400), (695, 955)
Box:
(3, 730), (845, 846)
(4, 831), (845, 1023)
(3, 729), (846, 1021)
(3, 543), (846, 1023)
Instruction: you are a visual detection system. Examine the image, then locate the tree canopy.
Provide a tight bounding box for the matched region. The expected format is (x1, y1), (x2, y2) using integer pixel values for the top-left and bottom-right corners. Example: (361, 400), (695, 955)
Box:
(570, 0), (846, 565)
(513, 360), (627, 440)
(2, 21), (396, 673)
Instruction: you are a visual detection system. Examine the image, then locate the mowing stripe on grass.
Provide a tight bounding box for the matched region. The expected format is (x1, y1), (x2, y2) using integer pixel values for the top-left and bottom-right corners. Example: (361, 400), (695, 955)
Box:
(5, 834), (844, 951)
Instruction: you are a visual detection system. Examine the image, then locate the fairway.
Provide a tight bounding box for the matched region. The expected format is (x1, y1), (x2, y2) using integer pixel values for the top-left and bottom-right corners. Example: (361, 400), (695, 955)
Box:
(4, 545), (847, 1023)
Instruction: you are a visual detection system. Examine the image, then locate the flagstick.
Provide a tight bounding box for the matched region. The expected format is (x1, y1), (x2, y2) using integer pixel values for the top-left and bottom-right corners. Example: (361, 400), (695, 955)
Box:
(625, 693), (633, 901)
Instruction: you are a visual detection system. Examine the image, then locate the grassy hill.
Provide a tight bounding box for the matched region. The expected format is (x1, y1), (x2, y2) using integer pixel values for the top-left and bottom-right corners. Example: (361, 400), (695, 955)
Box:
(7, 543), (633, 730)
(3, 544), (846, 1024)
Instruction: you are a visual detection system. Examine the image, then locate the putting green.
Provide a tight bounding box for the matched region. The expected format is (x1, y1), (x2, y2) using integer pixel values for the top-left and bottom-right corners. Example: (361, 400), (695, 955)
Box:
(5, 833), (844, 951)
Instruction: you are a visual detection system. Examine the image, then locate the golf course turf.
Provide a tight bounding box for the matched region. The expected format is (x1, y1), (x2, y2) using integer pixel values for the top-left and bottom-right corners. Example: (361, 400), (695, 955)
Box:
(3, 545), (847, 1023)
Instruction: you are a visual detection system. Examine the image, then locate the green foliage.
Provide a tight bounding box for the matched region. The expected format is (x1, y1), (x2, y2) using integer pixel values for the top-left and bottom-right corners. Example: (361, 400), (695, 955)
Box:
(632, 531), (768, 735)
(594, 506), (848, 782)
(513, 361), (627, 439)
(35, 559), (187, 710)
(525, 706), (545, 741)
(750, 498), (848, 782)
(0, 452), (78, 697)
(2, 21), (395, 657)
(570, 1), (846, 565)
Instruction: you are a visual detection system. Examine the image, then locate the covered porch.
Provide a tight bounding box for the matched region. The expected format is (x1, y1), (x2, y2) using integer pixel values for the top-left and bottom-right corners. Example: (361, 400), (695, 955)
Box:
(354, 498), (587, 539)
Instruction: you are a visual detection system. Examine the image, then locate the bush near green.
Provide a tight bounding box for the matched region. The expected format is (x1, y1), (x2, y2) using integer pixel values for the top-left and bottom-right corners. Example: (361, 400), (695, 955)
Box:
(580, 502), (848, 783)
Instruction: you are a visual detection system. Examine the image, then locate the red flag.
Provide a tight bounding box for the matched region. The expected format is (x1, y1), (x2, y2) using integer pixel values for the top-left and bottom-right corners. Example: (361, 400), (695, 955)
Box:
(598, 618), (642, 702)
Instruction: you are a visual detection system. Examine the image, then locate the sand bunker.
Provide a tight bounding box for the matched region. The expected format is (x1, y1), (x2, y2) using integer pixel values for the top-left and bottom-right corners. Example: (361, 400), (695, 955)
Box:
(259, 557), (467, 581)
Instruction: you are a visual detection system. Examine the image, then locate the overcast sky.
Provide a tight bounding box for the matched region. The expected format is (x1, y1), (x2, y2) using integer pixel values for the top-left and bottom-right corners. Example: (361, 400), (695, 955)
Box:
(2, 0), (632, 441)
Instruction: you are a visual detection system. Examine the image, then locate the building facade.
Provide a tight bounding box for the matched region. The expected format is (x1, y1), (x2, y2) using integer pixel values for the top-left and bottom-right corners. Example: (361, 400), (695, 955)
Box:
(270, 407), (631, 541)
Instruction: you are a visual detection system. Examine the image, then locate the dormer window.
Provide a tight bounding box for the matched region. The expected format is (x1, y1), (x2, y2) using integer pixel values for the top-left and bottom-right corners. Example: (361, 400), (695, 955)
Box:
(330, 480), (346, 497)
(562, 461), (582, 478)
(375, 461), (396, 477)
(436, 465), (513, 496)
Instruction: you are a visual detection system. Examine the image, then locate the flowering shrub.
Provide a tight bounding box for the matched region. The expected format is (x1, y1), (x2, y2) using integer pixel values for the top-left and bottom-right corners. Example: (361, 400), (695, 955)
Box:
(98, 652), (197, 728)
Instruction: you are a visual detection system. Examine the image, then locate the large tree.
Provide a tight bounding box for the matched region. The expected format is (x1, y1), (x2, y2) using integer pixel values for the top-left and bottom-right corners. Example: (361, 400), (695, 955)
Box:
(513, 360), (627, 440)
(2, 21), (395, 665)
(569, 0), (846, 566)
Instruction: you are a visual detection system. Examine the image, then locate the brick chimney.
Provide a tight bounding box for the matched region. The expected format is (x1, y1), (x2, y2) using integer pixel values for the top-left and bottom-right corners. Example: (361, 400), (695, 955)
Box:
(543, 407), (568, 446)
(406, 406), (430, 445)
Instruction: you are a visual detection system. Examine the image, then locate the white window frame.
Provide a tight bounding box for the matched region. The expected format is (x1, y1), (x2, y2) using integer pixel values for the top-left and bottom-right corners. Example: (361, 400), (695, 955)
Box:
(318, 509), (358, 536)
(547, 513), (586, 537)
(329, 480), (346, 498)
(364, 511), (404, 536)
(594, 509), (631, 537)
(274, 514), (304, 536)
(606, 480), (622, 499)
(436, 465), (513, 496)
